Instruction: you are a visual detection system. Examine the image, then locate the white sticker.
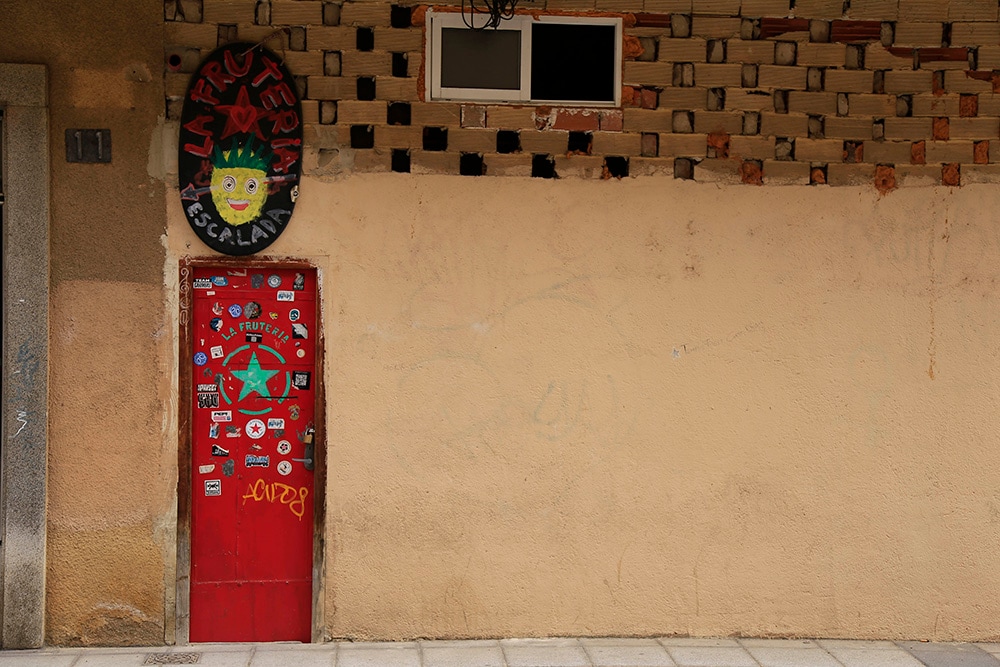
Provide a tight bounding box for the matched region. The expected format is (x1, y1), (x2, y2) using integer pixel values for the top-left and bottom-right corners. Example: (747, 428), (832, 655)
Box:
(246, 419), (266, 439)
(210, 345), (224, 359)
(199, 464), (216, 474)
(211, 410), (232, 422)
(267, 418), (285, 430)
(276, 290), (294, 302)
(205, 479), (222, 496)
(277, 460), (292, 476)
(297, 349), (306, 358)
(276, 440), (292, 455)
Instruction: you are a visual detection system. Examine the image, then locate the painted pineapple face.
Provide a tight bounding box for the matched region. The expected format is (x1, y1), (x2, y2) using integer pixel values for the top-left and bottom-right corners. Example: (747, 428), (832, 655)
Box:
(211, 166), (267, 225)
(210, 135), (273, 226)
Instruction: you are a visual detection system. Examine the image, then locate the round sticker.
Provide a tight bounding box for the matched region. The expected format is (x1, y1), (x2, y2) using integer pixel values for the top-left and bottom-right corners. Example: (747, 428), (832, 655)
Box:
(212, 302), (224, 315)
(228, 303), (243, 318)
(276, 440), (292, 455)
(277, 460), (292, 476)
(289, 308), (300, 322)
(194, 352), (208, 366)
(178, 43), (303, 256)
(245, 419), (266, 439)
(268, 274), (282, 288)
(210, 317), (223, 332)
(244, 301), (262, 319)
(297, 348), (306, 358)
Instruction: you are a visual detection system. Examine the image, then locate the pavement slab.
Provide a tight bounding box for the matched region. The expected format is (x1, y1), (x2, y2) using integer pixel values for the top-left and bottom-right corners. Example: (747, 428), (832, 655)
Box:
(3, 637), (1000, 667)
(897, 642), (1000, 667)
(745, 647), (842, 667)
(422, 644), (506, 667)
(583, 643), (677, 666)
(664, 645), (758, 667)
(826, 648), (926, 667)
(502, 639), (591, 667)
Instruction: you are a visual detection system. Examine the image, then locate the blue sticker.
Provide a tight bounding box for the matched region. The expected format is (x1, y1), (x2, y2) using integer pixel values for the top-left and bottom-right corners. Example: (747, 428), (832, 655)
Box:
(267, 274), (282, 288)
(211, 276), (229, 287)
(210, 317), (223, 332)
(245, 454), (270, 468)
(289, 308), (301, 322)
(228, 304), (243, 318)
(194, 352), (208, 366)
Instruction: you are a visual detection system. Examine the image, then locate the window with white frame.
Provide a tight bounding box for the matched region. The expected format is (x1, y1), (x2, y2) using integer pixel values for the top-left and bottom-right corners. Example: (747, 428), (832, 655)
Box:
(426, 11), (623, 106)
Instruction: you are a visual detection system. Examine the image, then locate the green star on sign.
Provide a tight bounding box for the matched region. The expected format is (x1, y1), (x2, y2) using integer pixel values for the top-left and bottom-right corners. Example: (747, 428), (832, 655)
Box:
(231, 351), (280, 401)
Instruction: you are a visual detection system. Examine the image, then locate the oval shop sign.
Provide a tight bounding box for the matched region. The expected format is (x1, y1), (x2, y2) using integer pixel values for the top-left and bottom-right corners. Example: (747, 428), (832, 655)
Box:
(179, 43), (302, 255)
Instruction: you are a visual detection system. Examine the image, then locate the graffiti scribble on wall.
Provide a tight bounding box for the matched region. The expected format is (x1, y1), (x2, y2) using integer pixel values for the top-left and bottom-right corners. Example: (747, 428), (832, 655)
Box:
(178, 43), (303, 255)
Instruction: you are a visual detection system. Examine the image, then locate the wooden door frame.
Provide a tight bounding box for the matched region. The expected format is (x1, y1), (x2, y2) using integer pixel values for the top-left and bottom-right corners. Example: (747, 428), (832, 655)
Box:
(177, 256), (328, 644)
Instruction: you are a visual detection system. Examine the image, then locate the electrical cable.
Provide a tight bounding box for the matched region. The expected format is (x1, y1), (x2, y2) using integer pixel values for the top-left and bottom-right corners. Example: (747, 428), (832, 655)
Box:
(461, 0), (521, 30)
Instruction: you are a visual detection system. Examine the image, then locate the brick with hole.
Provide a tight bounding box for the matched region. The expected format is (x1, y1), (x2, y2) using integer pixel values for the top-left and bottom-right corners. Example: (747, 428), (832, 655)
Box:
(949, 117), (1000, 138)
(730, 135), (775, 159)
(824, 117), (875, 140)
(758, 65), (807, 90)
(308, 27), (357, 51)
(926, 141), (975, 163)
(763, 160), (811, 183)
(271, 1), (323, 25)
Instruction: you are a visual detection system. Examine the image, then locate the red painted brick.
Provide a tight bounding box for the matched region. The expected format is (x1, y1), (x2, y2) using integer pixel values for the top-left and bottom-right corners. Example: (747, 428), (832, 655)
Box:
(759, 18), (810, 39)
(830, 20), (882, 43)
(887, 47), (916, 59)
(932, 116), (950, 140)
(553, 109), (600, 131)
(918, 47), (969, 63)
(911, 141), (926, 164)
(942, 162), (960, 186)
(874, 164), (896, 194)
(600, 109), (624, 132)
(622, 86), (641, 107)
(634, 12), (671, 28)
(624, 35), (644, 60)
(974, 140), (989, 164)
(707, 132), (730, 158)
(741, 160), (763, 185)
(960, 94), (979, 117)
(640, 88), (658, 109)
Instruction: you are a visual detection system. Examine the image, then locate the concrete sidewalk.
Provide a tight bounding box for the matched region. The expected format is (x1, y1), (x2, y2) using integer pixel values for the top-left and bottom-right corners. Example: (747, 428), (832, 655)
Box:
(1, 638), (998, 667)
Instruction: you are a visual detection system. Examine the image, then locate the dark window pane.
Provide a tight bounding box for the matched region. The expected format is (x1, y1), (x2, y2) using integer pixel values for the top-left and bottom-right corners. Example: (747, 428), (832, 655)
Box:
(440, 28), (521, 90)
(530, 23), (616, 102)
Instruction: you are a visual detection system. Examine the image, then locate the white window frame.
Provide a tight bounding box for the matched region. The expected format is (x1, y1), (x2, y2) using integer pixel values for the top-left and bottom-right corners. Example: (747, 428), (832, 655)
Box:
(426, 11), (622, 107)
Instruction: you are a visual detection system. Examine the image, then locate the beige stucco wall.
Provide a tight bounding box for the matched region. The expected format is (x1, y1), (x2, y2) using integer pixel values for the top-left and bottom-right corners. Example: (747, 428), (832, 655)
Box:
(3, 0), (998, 645)
(1, 0), (173, 646)
(166, 173), (1000, 641)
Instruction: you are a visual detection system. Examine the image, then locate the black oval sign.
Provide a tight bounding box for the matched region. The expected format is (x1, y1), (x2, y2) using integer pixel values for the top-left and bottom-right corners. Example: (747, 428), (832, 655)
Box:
(179, 43), (303, 256)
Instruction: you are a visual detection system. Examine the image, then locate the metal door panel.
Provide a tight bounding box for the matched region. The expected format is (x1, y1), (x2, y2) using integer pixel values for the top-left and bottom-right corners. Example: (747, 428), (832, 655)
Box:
(189, 266), (317, 642)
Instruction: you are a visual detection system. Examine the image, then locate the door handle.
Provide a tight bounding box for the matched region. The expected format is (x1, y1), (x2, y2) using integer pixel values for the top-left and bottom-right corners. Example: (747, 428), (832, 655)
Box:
(293, 443), (314, 470)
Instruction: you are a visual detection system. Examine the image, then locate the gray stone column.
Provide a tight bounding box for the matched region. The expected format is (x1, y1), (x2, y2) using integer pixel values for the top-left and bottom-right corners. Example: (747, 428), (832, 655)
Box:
(0, 63), (49, 650)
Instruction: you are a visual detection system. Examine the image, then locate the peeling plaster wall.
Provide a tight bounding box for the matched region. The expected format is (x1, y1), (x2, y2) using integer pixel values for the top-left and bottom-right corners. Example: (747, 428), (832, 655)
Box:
(0, 0), (173, 647)
(167, 174), (1000, 641)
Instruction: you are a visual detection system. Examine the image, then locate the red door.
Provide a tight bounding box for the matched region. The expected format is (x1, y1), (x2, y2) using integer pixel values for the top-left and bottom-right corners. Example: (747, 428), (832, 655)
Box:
(189, 266), (318, 642)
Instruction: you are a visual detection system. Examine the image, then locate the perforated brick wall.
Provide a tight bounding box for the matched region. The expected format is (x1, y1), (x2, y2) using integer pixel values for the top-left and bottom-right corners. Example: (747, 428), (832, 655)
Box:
(164, 0), (1000, 186)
